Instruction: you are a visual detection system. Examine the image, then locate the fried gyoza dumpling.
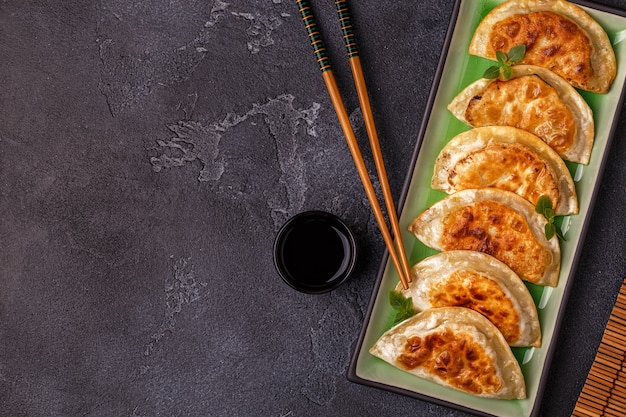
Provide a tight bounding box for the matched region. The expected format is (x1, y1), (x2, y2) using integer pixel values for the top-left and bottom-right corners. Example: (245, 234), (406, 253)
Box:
(432, 126), (578, 215)
(370, 307), (526, 399)
(469, 0), (616, 93)
(395, 250), (541, 347)
(408, 188), (560, 286)
(448, 65), (594, 164)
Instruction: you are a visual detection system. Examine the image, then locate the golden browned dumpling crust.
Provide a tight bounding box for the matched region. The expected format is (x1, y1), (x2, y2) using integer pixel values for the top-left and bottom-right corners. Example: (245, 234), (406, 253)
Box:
(399, 330), (503, 395)
(469, 0), (616, 93)
(447, 142), (560, 209)
(426, 270), (522, 344)
(448, 65), (594, 164)
(465, 75), (575, 155)
(440, 200), (552, 284)
(431, 126), (578, 215)
(369, 307), (527, 399)
(489, 11), (594, 90)
(396, 250), (542, 347)
(408, 188), (561, 286)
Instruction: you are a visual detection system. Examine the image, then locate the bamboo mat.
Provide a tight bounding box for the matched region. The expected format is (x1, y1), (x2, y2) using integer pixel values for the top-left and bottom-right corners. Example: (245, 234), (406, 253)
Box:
(571, 278), (626, 417)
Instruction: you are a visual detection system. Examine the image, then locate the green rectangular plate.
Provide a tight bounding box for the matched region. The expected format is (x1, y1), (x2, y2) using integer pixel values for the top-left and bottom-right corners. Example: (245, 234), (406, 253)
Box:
(347, 0), (626, 416)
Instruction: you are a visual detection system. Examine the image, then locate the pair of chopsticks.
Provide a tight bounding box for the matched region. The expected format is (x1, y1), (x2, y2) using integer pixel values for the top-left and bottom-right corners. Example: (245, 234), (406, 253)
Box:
(295, 0), (411, 289)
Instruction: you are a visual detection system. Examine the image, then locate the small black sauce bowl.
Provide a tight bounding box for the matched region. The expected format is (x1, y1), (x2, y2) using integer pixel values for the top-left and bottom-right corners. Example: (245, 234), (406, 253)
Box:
(273, 210), (358, 294)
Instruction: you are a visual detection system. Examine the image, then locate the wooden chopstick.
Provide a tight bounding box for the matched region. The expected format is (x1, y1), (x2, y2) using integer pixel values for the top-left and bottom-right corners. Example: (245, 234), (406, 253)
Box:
(333, 0), (412, 286)
(295, 0), (411, 289)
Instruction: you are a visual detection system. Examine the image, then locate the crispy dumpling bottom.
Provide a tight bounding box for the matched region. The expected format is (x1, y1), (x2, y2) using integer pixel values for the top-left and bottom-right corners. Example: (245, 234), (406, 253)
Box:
(370, 307), (526, 399)
(396, 250), (541, 347)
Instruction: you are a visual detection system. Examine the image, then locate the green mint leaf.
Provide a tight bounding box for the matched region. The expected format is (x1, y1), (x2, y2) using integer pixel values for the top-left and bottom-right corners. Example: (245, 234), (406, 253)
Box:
(389, 291), (417, 323)
(536, 195), (564, 240)
(496, 50), (508, 64)
(508, 44), (526, 63)
(483, 65), (501, 79)
(535, 195), (553, 215)
(394, 310), (415, 324)
(389, 291), (405, 310)
(502, 65), (512, 80)
(484, 44), (526, 81)
(393, 311), (404, 323)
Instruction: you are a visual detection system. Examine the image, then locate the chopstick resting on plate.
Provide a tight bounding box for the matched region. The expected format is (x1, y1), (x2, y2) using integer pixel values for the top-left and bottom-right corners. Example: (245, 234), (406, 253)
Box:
(295, 0), (411, 289)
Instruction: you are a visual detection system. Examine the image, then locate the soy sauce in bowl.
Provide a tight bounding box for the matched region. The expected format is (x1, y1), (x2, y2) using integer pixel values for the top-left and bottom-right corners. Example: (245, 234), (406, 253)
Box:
(274, 211), (357, 294)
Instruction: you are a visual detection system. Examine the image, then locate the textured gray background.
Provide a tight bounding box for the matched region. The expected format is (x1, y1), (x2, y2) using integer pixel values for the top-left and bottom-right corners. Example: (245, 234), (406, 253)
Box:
(2, 0), (626, 416)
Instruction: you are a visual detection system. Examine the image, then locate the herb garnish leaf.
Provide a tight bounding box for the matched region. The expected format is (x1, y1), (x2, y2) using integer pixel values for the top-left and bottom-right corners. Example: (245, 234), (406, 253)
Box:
(483, 44), (527, 80)
(482, 65), (501, 79)
(496, 50), (508, 64)
(389, 291), (417, 324)
(535, 195), (566, 241)
(508, 44), (526, 62)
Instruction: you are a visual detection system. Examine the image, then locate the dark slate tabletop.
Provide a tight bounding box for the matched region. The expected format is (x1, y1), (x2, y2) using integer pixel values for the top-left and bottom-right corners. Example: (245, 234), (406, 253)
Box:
(3, 1), (626, 416)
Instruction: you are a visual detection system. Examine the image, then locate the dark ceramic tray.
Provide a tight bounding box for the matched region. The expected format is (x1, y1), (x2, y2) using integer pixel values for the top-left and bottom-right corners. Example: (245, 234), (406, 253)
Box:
(347, 0), (626, 416)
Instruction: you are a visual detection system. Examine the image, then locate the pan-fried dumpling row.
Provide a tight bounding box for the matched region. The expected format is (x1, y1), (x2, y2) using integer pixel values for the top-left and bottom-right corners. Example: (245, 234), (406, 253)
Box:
(396, 250), (541, 347)
(409, 188), (561, 286)
(469, 0), (616, 93)
(367, 0), (617, 400)
(432, 126), (578, 215)
(370, 307), (526, 399)
(448, 65), (594, 164)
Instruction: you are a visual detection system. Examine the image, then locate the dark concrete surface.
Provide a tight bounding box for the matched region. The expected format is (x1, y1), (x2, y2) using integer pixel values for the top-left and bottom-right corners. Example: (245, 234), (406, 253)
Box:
(2, 0), (626, 416)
